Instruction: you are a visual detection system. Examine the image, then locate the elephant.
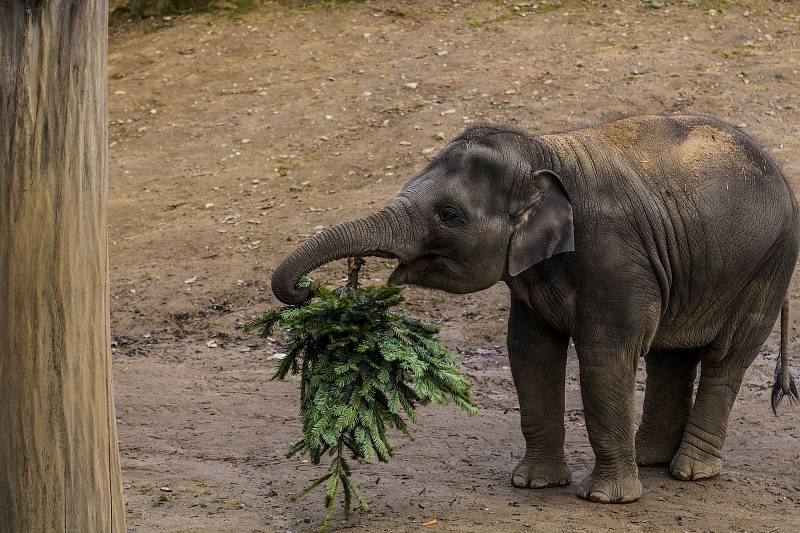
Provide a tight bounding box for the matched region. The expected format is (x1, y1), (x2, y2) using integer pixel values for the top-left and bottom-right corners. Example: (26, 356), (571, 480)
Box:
(271, 114), (799, 503)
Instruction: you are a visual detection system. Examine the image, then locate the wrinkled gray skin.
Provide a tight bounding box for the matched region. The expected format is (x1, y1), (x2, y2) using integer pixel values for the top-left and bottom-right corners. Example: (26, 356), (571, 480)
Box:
(272, 115), (799, 503)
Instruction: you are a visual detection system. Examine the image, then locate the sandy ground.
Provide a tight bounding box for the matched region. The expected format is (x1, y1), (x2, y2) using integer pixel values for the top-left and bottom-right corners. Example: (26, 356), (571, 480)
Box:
(107, 1), (800, 531)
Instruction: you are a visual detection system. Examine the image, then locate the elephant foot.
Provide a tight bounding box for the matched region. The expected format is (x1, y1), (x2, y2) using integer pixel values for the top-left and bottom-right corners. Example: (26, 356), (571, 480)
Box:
(576, 469), (642, 503)
(512, 458), (571, 489)
(635, 431), (680, 466)
(670, 442), (722, 481)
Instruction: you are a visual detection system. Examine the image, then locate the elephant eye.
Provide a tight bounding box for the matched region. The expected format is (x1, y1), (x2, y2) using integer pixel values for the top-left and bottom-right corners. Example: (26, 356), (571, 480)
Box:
(437, 205), (465, 227)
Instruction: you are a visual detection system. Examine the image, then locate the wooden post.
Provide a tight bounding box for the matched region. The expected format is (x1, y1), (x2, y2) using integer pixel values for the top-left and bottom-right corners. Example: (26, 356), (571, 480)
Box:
(0, 1), (126, 531)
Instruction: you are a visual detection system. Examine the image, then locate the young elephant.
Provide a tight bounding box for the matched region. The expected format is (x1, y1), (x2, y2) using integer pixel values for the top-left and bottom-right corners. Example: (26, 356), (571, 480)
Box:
(271, 115), (799, 503)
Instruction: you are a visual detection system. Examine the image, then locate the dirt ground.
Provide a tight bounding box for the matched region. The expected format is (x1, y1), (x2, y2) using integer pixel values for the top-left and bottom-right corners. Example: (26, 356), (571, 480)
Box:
(107, 1), (800, 531)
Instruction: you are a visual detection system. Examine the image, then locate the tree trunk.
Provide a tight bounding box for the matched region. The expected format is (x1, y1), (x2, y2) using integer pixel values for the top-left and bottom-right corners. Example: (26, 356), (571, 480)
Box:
(0, 2), (126, 531)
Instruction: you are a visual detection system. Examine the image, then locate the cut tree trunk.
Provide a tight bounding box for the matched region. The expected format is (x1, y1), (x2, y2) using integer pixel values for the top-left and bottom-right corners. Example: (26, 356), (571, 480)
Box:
(0, 1), (126, 531)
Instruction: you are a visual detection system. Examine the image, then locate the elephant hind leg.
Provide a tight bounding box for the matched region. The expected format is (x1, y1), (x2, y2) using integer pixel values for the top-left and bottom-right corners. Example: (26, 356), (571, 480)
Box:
(669, 351), (755, 481)
(636, 348), (700, 466)
(671, 326), (772, 481)
(671, 250), (793, 481)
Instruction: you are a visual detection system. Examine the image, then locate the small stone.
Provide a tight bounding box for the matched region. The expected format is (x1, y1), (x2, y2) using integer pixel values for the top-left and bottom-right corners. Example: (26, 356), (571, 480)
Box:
(404, 82), (419, 90)
(399, 140), (411, 146)
(204, 202), (214, 209)
(184, 277), (197, 284)
(432, 132), (445, 141)
(206, 340), (218, 348)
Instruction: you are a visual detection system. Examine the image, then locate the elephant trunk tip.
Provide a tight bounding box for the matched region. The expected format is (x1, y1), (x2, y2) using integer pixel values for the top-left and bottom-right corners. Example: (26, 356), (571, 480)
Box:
(271, 266), (311, 305)
(272, 284), (310, 306)
(269, 202), (416, 304)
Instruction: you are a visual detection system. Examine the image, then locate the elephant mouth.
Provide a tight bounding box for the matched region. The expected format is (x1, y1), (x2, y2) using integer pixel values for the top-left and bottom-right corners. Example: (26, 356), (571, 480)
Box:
(371, 251), (400, 260)
(388, 256), (491, 294)
(388, 262), (413, 285)
(388, 255), (442, 286)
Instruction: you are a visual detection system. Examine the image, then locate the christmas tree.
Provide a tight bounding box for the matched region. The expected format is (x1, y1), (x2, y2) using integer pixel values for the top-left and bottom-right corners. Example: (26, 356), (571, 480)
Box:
(246, 258), (478, 531)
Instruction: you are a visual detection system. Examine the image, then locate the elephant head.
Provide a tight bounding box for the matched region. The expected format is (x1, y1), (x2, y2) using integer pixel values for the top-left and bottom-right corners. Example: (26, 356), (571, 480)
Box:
(271, 126), (575, 305)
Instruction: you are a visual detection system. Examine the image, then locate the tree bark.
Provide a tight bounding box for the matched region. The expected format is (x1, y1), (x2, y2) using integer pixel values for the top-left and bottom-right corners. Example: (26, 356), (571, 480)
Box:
(0, 1), (126, 531)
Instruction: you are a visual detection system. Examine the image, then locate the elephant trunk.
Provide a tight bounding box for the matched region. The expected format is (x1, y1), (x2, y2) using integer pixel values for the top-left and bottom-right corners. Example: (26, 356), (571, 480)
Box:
(271, 198), (419, 304)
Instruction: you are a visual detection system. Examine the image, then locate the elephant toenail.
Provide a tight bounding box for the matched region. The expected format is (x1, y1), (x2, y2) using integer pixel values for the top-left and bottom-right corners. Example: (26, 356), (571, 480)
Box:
(672, 469), (689, 480)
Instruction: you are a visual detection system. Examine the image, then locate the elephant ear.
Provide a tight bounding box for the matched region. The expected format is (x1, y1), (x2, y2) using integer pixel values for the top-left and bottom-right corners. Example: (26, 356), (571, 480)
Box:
(507, 169), (575, 277)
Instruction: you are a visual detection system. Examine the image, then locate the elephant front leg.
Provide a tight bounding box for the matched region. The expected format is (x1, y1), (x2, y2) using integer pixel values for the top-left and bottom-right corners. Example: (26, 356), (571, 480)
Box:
(507, 297), (571, 489)
(576, 347), (643, 503)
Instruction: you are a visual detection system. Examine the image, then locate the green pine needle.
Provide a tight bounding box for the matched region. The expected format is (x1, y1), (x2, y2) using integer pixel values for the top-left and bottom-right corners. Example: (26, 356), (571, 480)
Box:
(246, 276), (478, 532)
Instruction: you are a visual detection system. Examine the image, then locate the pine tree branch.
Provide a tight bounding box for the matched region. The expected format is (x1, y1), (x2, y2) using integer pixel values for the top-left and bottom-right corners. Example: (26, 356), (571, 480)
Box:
(247, 262), (478, 531)
(346, 257), (364, 290)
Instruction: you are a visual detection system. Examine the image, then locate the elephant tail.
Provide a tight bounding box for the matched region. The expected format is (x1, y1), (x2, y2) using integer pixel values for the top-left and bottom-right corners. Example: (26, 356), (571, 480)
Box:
(772, 298), (798, 415)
